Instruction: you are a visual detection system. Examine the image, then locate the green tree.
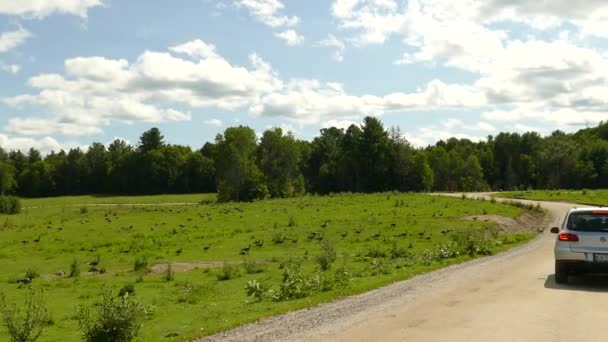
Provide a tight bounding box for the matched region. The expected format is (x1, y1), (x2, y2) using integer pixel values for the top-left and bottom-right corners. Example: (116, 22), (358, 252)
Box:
(137, 128), (164, 153)
(258, 128), (304, 197)
(413, 153), (434, 192)
(0, 161), (16, 195)
(215, 126), (268, 202)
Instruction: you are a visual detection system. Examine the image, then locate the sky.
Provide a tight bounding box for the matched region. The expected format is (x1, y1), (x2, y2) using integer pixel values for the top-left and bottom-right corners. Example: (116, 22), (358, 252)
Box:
(1, 0), (608, 153)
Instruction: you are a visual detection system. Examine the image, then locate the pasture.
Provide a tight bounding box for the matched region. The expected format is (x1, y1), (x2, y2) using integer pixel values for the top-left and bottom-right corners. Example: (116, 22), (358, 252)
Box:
(496, 190), (608, 206)
(1, 193), (540, 341)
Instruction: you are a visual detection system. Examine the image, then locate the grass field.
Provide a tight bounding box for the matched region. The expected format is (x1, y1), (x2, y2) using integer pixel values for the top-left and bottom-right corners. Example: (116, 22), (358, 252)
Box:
(0, 193), (540, 341)
(496, 190), (608, 206)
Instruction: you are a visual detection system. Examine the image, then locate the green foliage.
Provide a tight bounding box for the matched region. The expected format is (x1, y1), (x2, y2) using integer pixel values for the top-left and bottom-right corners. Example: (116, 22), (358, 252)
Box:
(216, 263), (238, 281)
(176, 281), (203, 304)
(78, 287), (146, 342)
(316, 240), (337, 271)
(164, 264), (174, 282)
(133, 257), (148, 273)
(245, 280), (265, 302)
(333, 265), (351, 289)
(0, 196), (21, 215)
(69, 259), (80, 278)
(0, 288), (50, 342)
(243, 259), (264, 274)
(24, 269), (39, 281)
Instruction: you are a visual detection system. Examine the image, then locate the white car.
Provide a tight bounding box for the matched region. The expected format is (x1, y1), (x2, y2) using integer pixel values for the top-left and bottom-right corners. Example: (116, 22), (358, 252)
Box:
(552, 207), (608, 284)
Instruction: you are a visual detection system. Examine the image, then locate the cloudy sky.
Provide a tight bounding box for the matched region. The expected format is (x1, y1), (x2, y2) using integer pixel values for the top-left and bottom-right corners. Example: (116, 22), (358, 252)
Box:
(1, 0), (608, 153)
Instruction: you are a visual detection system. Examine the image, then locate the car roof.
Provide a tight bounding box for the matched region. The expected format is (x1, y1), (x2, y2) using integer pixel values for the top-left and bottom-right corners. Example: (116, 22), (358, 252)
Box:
(569, 207), (608, 213)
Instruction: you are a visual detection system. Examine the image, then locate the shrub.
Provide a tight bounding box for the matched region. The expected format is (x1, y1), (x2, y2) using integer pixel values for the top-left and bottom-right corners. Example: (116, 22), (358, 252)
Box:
(0, 289), (50, 342)
(243, 259), (264, 274)
(118, 284), (135, 297)
(287, 216), (297, 227)
(245, 280), (265, 302)
(368, 258), (390, 275)
(316, 240), (337, 271)
(133, 256), (148, 273)
(80, 206), (88, 214)
(274, 263), (308, 301)
(176, 281), (203, 304)
(216, 263), (237, 281)
(390, 241), (409, 259)
(78, 287), (146, 342)
(24, 269), (39, 281)
(0, 196), (21, 215)
(333, 265), (351, 289)
(366, 247), (388, 259)
(164, 264), (174, 282)
(69, 259), (80, 278)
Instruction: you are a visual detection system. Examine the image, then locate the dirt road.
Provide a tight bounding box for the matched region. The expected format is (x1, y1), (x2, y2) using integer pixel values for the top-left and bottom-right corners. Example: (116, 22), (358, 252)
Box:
(202, 198), (608, 342)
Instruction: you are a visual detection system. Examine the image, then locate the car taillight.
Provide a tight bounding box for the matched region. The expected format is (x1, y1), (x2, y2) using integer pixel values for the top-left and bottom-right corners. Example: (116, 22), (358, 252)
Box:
(558, 233), (579, 242)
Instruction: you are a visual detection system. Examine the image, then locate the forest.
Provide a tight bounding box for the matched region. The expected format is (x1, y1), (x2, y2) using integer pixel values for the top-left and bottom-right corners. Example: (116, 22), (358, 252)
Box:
(0, 116), (607, 201)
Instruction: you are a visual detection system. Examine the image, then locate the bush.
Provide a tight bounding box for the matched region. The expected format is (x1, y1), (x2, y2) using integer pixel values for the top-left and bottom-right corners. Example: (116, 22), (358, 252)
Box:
(164, 264), (174, 282)
(243, 259), (264, 274)
(69, 259), (80, 278)
(0, 196), (21, 215)
(316, 240), (337, 271)
(176, 281), (203, 304)
(366, 247), (388, 259)
(80, 206), (88, 214)
(245, 280), (265, 302)
(274, 264), (308, 301)
(333, 265), (351, 289)
(216, 263), (237, 281)
(118, 284), (135, 297)
(0, 289), (50, 342)
(78, 287), (146, 342)
(133, 256), (148, 273)
(24, 269), (39, 280)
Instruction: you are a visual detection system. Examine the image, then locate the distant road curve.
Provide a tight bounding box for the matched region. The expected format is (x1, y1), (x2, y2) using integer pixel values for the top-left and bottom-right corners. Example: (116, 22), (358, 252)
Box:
(200, 194), (608, 342)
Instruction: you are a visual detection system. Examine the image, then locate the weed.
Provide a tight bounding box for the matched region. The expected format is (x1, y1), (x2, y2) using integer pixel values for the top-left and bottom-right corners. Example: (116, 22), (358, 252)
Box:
(24, 269), (39, 281)
(78, 286), (146, 342)
(333, 265), (351, 289)
(0, 288), (50, 342)
(216, 263), (238, 281)
(133, 256), (149, 273)
(243, 259), (264, 274)
(164, 264), (174, 282)
(245, 280), (265, 302)
(118, 283), (135, 297)
(69, 259), (80, 278)
(176, 281), (203, 304)
(316, 240), (337, 271)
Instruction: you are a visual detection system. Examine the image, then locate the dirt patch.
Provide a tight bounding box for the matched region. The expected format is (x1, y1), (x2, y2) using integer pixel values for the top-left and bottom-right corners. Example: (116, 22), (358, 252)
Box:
(149, 260), (269, 274)
(462, 211), (546, 233)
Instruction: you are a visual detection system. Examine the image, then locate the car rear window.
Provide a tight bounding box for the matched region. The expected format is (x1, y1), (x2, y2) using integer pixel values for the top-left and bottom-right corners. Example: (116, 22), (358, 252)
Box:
(568, 211), (608, 232)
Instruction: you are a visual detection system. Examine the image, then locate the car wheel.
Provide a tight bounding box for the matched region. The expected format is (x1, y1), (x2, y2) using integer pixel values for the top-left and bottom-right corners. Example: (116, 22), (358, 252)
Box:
(555, 261), (568, 284)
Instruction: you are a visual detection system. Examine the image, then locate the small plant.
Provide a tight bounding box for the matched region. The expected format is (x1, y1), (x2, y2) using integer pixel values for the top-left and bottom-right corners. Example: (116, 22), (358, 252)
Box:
(390, 241), (409, 259)
(216, 263), (238, 281)
(24, 269), (39, 281)
(368, 258), (390, 276)
(135, 275), (144, 284)
(243, 259), (264, 274)
(245, 280), (265, 302)
(316, 240), (337, 271)
(80, 206), (88, 214)
(164, 264), (174, 282)
(78, 287), (146, 342)
(274, 263), (308, 301)
(69, 259), (80, 278)
(176, 281), (203, 304)
(0, 196), (21, 215)
(0, 288), (50, 342)
(366, 246), (388, 259)
(287, 216), (297, 227)
(133, 256), (148, 273)
(118, 283), (135, 297)
(333, 265), (351, 289)
(272, 232), (286, 245)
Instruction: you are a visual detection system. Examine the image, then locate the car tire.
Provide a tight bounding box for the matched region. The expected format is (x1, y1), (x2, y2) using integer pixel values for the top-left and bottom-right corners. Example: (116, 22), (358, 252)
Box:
(555, 261), (568, 284)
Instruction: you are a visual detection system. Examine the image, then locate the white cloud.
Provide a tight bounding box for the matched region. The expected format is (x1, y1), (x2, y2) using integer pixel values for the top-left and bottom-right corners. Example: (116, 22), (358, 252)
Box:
(325, 119), (359, 130)
(0, 63), (20, 74)
(236, 0), (299, 28)
(317, 34), (346, 62)
(405, 126), (485, 147)
(0, 134), (75, 154)
(3, 41), (283, 136)
(204, 118), (223, 127)
(0, 28), (31, 53)
(275, 29), (304, 46)
(477, 121), (496, 132)
(0, 0), (104, 18)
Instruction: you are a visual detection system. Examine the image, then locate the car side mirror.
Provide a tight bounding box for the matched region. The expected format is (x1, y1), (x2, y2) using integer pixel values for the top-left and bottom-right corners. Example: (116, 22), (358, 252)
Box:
(550, 227), (560, 234)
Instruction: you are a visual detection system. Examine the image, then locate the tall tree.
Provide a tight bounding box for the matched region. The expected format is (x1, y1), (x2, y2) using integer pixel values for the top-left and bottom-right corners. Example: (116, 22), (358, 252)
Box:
(138, 128), (165, 153)
(258, 128), (304, 198)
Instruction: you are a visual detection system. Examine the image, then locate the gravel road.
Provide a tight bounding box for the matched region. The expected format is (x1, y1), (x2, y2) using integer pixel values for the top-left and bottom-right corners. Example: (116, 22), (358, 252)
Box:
(200, 197), (608, 342)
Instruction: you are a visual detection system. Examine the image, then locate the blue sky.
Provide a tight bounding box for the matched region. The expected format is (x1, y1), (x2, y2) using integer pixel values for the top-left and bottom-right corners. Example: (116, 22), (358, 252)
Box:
(1, 0), (608, 153)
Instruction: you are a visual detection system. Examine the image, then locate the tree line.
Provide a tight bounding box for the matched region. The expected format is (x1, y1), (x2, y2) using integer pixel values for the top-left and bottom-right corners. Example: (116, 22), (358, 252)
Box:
(0, 117), (607, 201)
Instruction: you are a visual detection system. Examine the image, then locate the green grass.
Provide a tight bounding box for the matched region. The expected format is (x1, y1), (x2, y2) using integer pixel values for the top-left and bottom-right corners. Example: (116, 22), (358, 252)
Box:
(496, 189), (608, 206)
(0, 193), (539, 341)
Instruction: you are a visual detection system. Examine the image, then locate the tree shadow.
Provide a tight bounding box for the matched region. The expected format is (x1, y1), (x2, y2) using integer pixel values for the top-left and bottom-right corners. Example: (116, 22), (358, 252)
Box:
(545, 274), (608, 292)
